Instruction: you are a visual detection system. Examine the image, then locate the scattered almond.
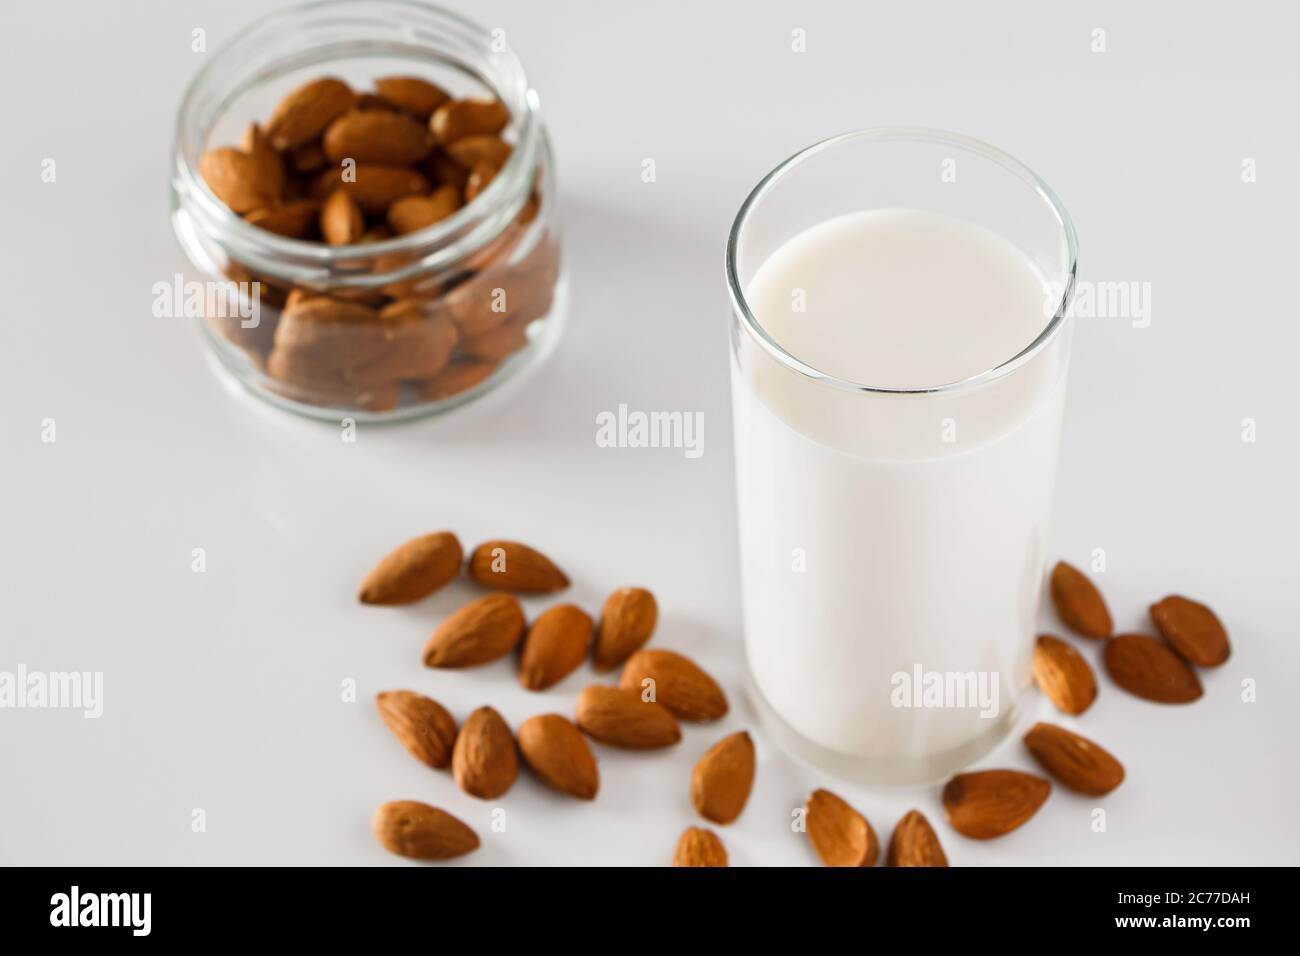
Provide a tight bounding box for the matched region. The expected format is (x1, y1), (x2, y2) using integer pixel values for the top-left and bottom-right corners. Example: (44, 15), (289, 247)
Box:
(1104, 633), (1203, 703)
(672, 827), (727, 867)
(374, 75), (451, 119)
(375, 690), (457, 770)
(593, 587), (658, 670)
(805, 788), (877, 867)
(465, 162), (498, 202)
(420, 359), (498, 401)
(1150, 595), (1230, 667)
(516, 714), (599, 799)
(431, 97), (510, 145)
(459, 319), (528, 361)
(1023, 722), (1125, 796)
(244, 199), (319, 239)
(358, 531), (463, 605)
(467, 540), (569, 593)
(518, 604), (593, 690)
(446, 134), (512, 170)
(265, 77), (357, 151)
(320, 188), (364, 245)
(619, 648), (728, 721)
(323, 109), (433, 165)
(199, 147), (280, 214)
(311, 164), (431, 215)
(942, 769), (1051, 839)
(372, 800), (478, 860)
(423, 593), (526, 668)
(574, 685), (681, 749)
(690, 731), (755, 825)
(452, 706), (518, 799)
(387, 184), (461, 235)
(1050, 561), (1113, 639)
(1033, 634), (1098, 715)
(886, 809), (948, 867)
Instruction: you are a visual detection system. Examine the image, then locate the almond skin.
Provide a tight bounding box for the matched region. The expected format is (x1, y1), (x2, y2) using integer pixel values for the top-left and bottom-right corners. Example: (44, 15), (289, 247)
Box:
(672, 827), (727, 867)
(1150, 595), (1231, 667)
(805, 789), (878, 867)
(1024, 722), (1125, 796)
(518, 604), (593, 690)
(199, 147), (280, 214)
(374, 76), (451, 119)
(1050, 561), (1113, 639)
(323, 109), (433, 165)
(1104, 633), (1203, 703)
(358, 531), (463, 605)
(244, 199), (319, 239)
(942, 770), (1051, 839)
(886, 810), (948, 867)
(690, 731), (755, 824)
(372, 800), (478, 860)
(619, 648), (728, 721)
(452, 706), (518, 799)
(431, 97), (509, 145)
(594, 587), (658, 670)
(266, 77), (357, 151)
(467, 540), (569, 593)
(375, 690), (457, 769)
(1033, 634), (1098, 715)
(424, 594), (526, 668)
(574, 685), (681, 749)
(446, 135), (513, 170)
(387, 185), (461, 235)
(516, 714), (599, 799)
(320, 188), (364, 245)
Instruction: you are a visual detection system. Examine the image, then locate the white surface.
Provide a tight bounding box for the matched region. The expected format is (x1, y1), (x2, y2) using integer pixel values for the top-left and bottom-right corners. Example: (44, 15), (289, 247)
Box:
(1, 0), (1298, 866)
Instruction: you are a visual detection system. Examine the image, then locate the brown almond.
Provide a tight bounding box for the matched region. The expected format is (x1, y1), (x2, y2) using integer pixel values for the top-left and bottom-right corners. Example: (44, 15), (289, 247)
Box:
(1104, 633), (1203, 703)
(199, 147), (280, 214)
(323, 109), (433, 165)
(451, 706), (518, 799)
(244, 200), (319, 239)
(465, 162), (498, 202)
(240, 124), (286, 199)
(1033, 634), (1098, 715)
(421, 359), (498, 401)
(312, 164), (431, 214)
(805, 789), (877, 867)
(467, 540), (568, 593)
(459, 320), (528, 361)
(672, 827), (727, 867)
(425, 148), (470, 188)
(1050, 561), (1113, 639)
(320, 189), (364, 245)
(372, 800), (478, 860)
(516, 714), (599, 799)
(574, 685), (681, 749)
(619, 649), (727, 721)
(374, 76), (451, 119)
(358, 531), (463, 605)
(518, 604), (593, 691)
(1150, 595), (1230, 667)
(431, 97), (509, 145)
(594, 587), (658, 670)
(375, 690), (457, 769)
(446, 135), (513, 170)
(886, 810), (948, 867)
(690, 731), (755, 825)
(942, 769), (1051, 839)
(289, 141), (328, 174)
(1024, 722), (1125, 796)
(424, 593), (526, 668)
(266, 77), (357, 151)
(387, 185), (462, 235)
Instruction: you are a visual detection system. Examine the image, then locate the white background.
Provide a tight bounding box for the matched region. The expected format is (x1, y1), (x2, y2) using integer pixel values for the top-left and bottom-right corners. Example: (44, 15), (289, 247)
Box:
(1, 0), (1298, 866)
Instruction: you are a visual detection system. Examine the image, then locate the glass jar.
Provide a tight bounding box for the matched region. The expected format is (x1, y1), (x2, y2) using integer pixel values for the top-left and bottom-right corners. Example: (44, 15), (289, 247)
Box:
(170, 0), (564, 420)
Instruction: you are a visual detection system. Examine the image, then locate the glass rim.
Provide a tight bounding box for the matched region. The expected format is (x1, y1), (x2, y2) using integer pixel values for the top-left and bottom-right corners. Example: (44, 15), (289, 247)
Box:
(724, 127), (1079, 396)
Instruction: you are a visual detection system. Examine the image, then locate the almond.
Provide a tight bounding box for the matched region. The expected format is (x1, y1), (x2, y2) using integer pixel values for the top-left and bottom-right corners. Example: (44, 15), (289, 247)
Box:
(886, 810), (948, 867)
(374, 76), (451, 119)
(320, 189), (364, 245)
(516, 714), (599, 799)
(467, 540), (569, 593)
(420, 359), (498, 401)
(942, 770), (1051, 839)
(323, 109), (433, 165)
(593, 587), (658, 670)
(1023, 722), (1125, 796)
(289, 141), (328, 175)
(804, 788), (877, 866)
(266, 77), (357, 151)
(423, 593), (526, 668)
(446, 135), (513, 170)
(690, 731), (755, 824)
(240, 123), (286, 198)
(1033, 634), (1098, 715)
(1150, 595), (1230, 667)
(431, 97), (509, 145)
(465, 162), (498, 202)
(672, 827), (727, 867)
(574, 685), (681, 749)
(312, 164), (431, 215)
(518, 604), (593, 690)
(358, 531), (463, 605)
(1103, 633), (1203, 703)
(387, 185), (462, 235)
(619, 648), (728, 721)
(375, 690), (457, 769)
(460, 320), (528, 361)
(451, 706), (518, 799)
(372, 800), (478, 860)
(1050, 561), (1113, 639)
(425, 148), (470, 188)
(199, 147), (280, 214)
(244, 200), (319, 239)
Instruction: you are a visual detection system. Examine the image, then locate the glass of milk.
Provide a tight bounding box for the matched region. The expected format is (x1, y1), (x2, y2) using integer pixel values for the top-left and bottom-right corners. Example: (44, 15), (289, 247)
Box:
(726, 129), (1078, 786)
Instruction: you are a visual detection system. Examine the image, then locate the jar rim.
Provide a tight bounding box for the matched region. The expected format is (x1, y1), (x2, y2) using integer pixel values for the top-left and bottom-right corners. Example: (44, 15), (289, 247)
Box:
(171, 0), (540, 288)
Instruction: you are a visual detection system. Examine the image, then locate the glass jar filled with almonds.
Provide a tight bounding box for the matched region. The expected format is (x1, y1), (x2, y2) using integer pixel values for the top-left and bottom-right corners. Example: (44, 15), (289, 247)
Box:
(171, 0), (564, 419)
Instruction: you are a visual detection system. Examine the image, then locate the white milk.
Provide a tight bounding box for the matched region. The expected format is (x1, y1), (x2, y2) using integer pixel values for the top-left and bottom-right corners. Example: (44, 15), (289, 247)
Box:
(732, 208), (1068, 783)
